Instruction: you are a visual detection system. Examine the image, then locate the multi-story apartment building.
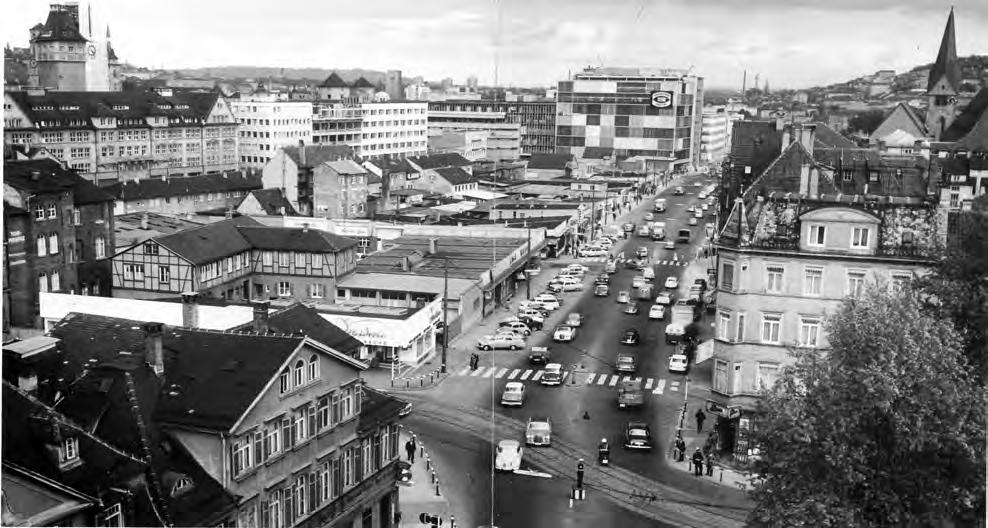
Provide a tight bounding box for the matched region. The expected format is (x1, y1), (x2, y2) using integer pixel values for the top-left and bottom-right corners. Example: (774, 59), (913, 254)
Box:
(425, 114), (521, 161)
(111, 217), (358, 302)
(3, 87), (240, 183)
(262, 144), (355, 216)
(700, 107), (732, 164)
(105, 170), (261, 215)
(230, 98), (313, 169)
(711, 124), (943, 462)
(3, 158), (116, 328)
(313, 160), (371, 219)
(428, 130), (488, 161)
(427, 99), (556, 155)
(555, 67), (704, 172)
(311, 101), (428, 160)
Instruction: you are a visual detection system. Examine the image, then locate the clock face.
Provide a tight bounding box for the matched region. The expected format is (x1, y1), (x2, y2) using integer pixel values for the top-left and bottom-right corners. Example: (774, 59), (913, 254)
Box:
(29, 59), (38, 69)
(87, 44), (97, 57)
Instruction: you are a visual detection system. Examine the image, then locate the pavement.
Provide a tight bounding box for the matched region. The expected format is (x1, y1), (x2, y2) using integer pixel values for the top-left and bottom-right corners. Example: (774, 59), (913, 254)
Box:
(395, 427), (456, 528)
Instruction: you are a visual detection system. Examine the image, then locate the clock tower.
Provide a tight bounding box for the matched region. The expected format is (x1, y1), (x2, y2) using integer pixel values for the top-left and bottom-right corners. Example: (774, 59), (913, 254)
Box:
(27, 2), (116, 91)
(925, 8), (962, 141)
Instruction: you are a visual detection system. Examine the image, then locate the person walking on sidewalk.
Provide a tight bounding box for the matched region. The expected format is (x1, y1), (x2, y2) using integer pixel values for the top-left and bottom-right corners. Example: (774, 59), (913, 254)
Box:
(695, 408), (706, 433)
(692, 448), (704, 476)
(676, 436), (687, 462)
(706, 451), (715, 476)
(405, 438), (416, 463)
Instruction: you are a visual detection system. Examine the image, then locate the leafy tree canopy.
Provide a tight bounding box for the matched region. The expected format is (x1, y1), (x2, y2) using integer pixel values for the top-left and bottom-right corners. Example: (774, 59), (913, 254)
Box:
(747, 285), (986, 527)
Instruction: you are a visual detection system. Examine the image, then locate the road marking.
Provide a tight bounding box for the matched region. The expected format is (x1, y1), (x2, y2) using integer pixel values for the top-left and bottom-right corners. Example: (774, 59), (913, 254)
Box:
(586, 373), (596, 385)
(470, 367), (489, 377)
(561, 372), (569, 383)
(494, 368), (508, 379)
(508, 369), (521, 380)
(645, 378), (654, 389)
(532, 370), (544, 381)
(622, 376), (631, 383)
(597, 374), (609, 386)
(608, 375), (619, 387)
(482, 367), (497, 378)
(514, 468), (553, 478)
(456, 366), (471, 376)
(653, 379), (666, 394)
(520, 369), (533, 380)
(670, 381), (680, 392)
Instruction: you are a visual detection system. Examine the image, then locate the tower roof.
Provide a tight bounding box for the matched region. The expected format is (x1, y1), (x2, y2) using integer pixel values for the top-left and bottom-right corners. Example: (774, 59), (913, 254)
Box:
(351, 76), (375, 89)
(927, 8), (962, 93)
(33, 7), (87, 43)
(320, 72), (348, 88)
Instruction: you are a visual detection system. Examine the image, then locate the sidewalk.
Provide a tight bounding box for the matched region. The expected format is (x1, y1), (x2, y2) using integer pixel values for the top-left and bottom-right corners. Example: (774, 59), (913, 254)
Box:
(396, 428), (455, 527)
(664, 423), (753, 490)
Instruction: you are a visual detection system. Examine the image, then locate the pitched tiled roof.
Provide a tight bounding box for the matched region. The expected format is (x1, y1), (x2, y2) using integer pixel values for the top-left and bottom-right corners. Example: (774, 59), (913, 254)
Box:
(942, 88), (988, 145)
(235, 225), (358, 252)
(3, 158), (115, 204)
(357, 387), (407, 436)
(435, 166), (475, 185)
(320, 72), (349, 88)
(351, 76), (375, 89)
(582, 146), (614, 159)
(526, 153), (573, 170)
(325, 159), (368, 175)
(227, 303), (363, 357)
(153, 217), (258, 264)
(809, 122), (857, 149)
(33, 9), (87, 43)
(238, 188), (299, 215)
(282, 144), (354, 168)
(105, 171), (261, 201)
(5, 89), (222, 128)
(48, 312), (306, 431)
(407, 153), (471, 170)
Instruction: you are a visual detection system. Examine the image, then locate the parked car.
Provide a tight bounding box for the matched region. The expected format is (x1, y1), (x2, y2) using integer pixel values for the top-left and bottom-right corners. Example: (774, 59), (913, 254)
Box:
(518, 301), (550, 315)
(632, 276), (646, 289)
(624, 422), (653, 450)
(495, 440), (523, 471)
(649, 304), (666, 320)
(500, 382), (526, 406)
(668, 353), (689, 373)
(566, 263), (590, 275)
(624, 302), (640, 315)
(594, 284), (610, 297)
(701, 202), (710, 211)
(498, 321), (532, 336)
(694, 209), (703, 219)
(654, 292), (673, 305)
(526, 418), (553, 446)
(516, 314), (543, 330)
(566, 313), (584, 327)
(664, 276), (680, 289)
(664, 240), (676, 250)
(579, 247), (607, 258)
(674, 186), (684, 195)
(553, 325), (576, 342)
(620, 328), (640, 345)
(528, 346), (552, 365)
(615, 353), (638, 373)
(540, 363), (564, 385)
(518, 308), (548, 322)
(636, 246), (649, 258)
(594, 238), (614, 249)
(617, 290), (631, 303)
(637, 225), (651, 237)
(533, 294), (561, 310)
(477, 334), (525, 351)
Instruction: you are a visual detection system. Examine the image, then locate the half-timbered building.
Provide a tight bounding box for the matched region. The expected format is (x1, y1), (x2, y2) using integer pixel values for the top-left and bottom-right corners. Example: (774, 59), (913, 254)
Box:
(110, 217), (358, 302)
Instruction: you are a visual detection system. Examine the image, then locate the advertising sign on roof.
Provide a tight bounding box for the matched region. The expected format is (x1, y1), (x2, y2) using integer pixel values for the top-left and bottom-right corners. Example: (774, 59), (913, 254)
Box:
(650, 91), (673, 109)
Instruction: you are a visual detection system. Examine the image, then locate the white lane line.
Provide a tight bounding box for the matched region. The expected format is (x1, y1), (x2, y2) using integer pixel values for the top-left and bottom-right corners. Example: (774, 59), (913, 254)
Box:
(532, 370), (544, 381)
(494, 368), (508, 379)
(608, 375), (620, 387)
(586, 373), (597, 385)
(508, 369), (521, 380)
(653, 379), (666, 394)
(520, 370), (533, 381)
(622, 376), (631, 383)
(670, 381), (680, 392)
(456, 366), (471, 376)
(482, 367), (497, 378)
(597, 374), (609, 386)
(471, 367), (491, 377)
(645, 378), (654, 390)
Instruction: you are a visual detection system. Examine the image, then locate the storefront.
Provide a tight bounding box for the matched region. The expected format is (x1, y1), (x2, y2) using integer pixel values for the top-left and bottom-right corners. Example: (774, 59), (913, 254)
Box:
(317, 298), (443, 367)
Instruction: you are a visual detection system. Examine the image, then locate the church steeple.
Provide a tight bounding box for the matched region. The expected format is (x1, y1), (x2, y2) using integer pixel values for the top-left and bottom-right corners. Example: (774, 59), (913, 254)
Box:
(925, 8), (962, 140)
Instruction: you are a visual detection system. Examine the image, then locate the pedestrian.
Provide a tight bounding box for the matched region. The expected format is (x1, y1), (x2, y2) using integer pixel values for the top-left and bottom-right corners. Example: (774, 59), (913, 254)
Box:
(405, 439), (415, 463)
(695, 408), (706, 433)
(692, 448), (704, 476)
(676, 436), (687, 462)
(706, 452), (715, 476)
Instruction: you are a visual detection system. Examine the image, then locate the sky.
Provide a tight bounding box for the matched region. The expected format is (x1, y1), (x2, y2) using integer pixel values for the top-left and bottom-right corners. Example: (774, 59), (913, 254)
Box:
(3, 0), (987, 90)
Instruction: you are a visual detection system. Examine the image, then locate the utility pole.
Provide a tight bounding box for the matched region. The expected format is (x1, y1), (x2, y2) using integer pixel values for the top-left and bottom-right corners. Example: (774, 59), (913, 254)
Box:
(525, 223), (532, 299)
(441, 257), (449, 374)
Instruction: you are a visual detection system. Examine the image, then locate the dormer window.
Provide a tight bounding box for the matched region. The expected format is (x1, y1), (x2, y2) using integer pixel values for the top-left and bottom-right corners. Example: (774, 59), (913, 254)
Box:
(112, 105), (130, 111)
(59, 437), (79, 465)
(170, 476), (194, 497)
(96, 503), (123, 527)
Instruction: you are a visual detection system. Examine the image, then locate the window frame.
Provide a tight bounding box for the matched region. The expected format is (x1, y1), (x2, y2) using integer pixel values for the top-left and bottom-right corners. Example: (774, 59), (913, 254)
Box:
(807, 224), (826, 247)
(850, 226), (870, 249)
(798, 317), (821, 348)
(765, 265), (784, 293)
(278, 281), (292, 297)
(846, 270), (866, 297)
(760, 313), (782, 344)
(756, 362), (781, 391)
(717, 311), (731, 341)
(803, 267), (823, 296)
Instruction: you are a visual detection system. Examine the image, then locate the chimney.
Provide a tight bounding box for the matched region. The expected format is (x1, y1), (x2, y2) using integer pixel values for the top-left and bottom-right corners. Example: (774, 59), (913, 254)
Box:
(298, 140), (306, 167)
(799, 165), (811, 194)
(400, 257), (409, 272)
(797, 123), (816, 157)
(225, 208), (234, 219)
(143, 322), (165, 376)
(17, 370), (38, 393)
(252, 300), (270, 334)
(140, 212), (149, 230)
(180, 292), (199, 328)
(427, 237), (438, 255)
(30, 170), (41, 181)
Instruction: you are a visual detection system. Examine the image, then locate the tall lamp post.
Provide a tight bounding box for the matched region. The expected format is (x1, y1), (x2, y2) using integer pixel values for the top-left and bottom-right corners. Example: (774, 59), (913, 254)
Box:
(441, 257), (449, 374)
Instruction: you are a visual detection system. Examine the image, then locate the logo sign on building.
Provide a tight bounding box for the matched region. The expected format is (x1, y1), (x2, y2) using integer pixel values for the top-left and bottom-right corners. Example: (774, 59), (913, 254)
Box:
(650, 91), (673, 109)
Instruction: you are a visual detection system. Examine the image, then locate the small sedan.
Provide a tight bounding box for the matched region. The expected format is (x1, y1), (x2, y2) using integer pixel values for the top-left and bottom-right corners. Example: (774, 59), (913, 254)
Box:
(578, 247), (607, 258)
(624, 422), (653, 450)
(694, 209), (703, 219)
(620, 328), (640, 345)
(674, 186), (684, 196)
(605, 261), (617, 274)
(644, 212), (655, 221)
(648, 304), (666, 320)
(664, 276), (680, 289)
(500, 382), (526, 406)
(526, 418), (553, 446)
(498, 321), (532, 336)
(664, 240), (676, 250)
(595, 274), (610, 285)
(668, 353), (690, 373)
(622, 222), (635, 232)
(688, 217), (698, 226)
(654, 292), (673, 306)
(615, 353), (637, 373)
(566, 313), (584, 327)
(533, 294), (561, 310)
(495, 440), (523, 471)
(636, 246), (649, 258)
(477, 334), (525, 351)
(529, 346), (552, 365)
(594, 284), (610, 297)
(553, 325), (576, 342)
(616, 290), (631, 304)
(624, 302), (640, 315)
(637, 226), (651, 237)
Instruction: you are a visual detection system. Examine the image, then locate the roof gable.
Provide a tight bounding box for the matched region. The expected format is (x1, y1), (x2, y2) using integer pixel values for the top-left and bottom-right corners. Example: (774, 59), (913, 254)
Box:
(34, 9), (87, 42)
(407, 153), (471, 170)
(153, 217), (257, 264)
(3, 159), (115, 204)
(282, 144), (354, 169)
(237, 188), (299, 216)
(319, 73), (349, 88)
(942, 88), (988, 145)
(351, 77), (375, 89)
(105, 171), (261, 201)
(870, 104), (928, 142)
(435, 166), (476, 186)
(227, 303), (363, 357)
(234, 225), (358, 252)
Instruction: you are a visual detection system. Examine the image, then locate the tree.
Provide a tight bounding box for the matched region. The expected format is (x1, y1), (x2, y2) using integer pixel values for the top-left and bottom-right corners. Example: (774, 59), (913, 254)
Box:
(847, 110), (887, 135)
(747, 285), (986, 527)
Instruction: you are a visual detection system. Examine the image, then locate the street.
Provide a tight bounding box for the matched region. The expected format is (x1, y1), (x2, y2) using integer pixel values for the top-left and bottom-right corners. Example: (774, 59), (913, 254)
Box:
(398, 174), (752, 527)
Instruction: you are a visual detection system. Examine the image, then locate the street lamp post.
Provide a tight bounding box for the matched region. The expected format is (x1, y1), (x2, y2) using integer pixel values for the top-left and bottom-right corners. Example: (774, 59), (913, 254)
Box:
(441, 257), (449, 374)
(525, 223), (532, 300)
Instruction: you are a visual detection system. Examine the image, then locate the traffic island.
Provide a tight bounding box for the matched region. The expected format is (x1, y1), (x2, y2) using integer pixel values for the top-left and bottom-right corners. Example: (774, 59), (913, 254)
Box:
(397, 427), (455, 527)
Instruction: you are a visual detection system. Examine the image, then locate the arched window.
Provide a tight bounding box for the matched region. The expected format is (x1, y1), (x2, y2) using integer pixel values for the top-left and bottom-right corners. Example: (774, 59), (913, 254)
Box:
(37, 235), (47, 256)
(293, 360), (305, 387)
(307, 354), (319, 381)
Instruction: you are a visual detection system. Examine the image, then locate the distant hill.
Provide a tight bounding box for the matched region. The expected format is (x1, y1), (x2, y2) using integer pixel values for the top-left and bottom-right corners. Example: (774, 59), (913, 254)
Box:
(813, 55), (987, 93)
(173, 66), (394, 86)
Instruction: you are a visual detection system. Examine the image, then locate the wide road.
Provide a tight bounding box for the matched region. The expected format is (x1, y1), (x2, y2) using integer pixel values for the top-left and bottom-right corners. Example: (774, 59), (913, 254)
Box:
(401, 175), (751, 528)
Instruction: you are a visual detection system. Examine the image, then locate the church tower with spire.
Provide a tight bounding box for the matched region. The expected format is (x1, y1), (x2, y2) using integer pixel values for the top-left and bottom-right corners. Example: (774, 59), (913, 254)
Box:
(925, 8), (962, 140)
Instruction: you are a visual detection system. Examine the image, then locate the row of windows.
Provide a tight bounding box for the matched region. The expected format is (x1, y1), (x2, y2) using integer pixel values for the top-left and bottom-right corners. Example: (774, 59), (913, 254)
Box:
(720, 261), (913, 297)
(237, 117), (312, 126)
(38, 270), (62, 292)
(235, 424), (399, 528)
(713, 360), (781, 395)
(260, 251), (327, 269)
(35, 233), (59, 256)
(267, 281), (326, 298)
(716, 310), (822, 347)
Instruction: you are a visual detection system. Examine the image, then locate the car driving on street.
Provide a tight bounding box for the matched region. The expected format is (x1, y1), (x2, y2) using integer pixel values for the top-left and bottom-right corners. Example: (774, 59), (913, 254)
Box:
(566, 313), (584, 327)
(620, 328), (640, 345)
(594, 284), (610, 297)
(624, 302), (640, 315)
(664, 276), (680, 289)
(495, 440), (523, 471)
(668, 353), (690, 373)
(624, 422), (653, 450)
(553, 325), (576, 342)
(526, 418), (552, 446)
(528, 346), (551, 365)
(649, 304), (666, 320)
(616, 290), (631, 303)
(500, 382), (526, 406)
(636, 246), (649, 258)
(540, 363), (564, 385)
(616, 353), (638, 373)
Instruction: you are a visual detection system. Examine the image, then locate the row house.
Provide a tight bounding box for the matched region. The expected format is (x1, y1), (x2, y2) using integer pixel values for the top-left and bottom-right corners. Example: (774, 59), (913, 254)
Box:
(111, 217), (358, 302)
(105, 170), (262, 216)
(6, 306), (406, 527)
(3, 159), (115, 329)
(3, 87), (239, 184)
(313, 160), (371, 219)
(711, 124), (944, 463)
(262, 144), (355, 216)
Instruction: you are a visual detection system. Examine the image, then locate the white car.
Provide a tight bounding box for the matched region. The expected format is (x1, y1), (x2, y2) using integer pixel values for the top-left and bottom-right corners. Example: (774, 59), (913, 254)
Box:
(664, 240), (675, 250)
(654, 292), (673, 306)
(649, 304), (666, 320)
(495, 440), (523, 471)
(498, 321), (532, 336)
(579, 247), (607, 258)
(664, 276), (680, 289)
(526, 418), (553, 446)
(701, 203), (710, 211)
(517, 309), (547, 323)
(632, 276), (646, 289)
(644, 212), (655, 221)
(566, 313), (584, 327)
(477, 334), (525, 351)
(595, 238), (614, 249)
(668, 353), (689, 373)
(616, 290), (631, 304)
(694, 209), (703, 219)
(566, 264), (590, 275)
(540, 363), (564, 385)
(500, 382), (526, 406)
(533, 294), (561, 310)
(688, 217), (698, 226)
(553, 325), (576, 342)
(553, 278), (584, 292)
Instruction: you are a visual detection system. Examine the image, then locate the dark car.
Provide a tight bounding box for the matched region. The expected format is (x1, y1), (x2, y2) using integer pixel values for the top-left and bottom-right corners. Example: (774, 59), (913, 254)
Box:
(693, 278), (707, 292)
(625, 258), (641, 270)
(620, 328), (640, 345)
(595, 274), (610, 285)
(517, 315), (543, 330)
(636, 246), (649, 258)
(624, 421), (653, 450)
(528, 346), (552, 365)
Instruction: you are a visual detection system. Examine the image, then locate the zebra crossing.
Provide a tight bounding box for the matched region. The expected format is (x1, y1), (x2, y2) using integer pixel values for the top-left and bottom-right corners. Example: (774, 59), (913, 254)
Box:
(453, 365), (683, 395)
(578, 256), (688, 267)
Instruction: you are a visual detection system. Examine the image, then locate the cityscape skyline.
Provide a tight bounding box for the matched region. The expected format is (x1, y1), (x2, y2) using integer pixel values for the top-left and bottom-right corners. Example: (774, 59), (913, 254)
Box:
(2, 0), (987, 90)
